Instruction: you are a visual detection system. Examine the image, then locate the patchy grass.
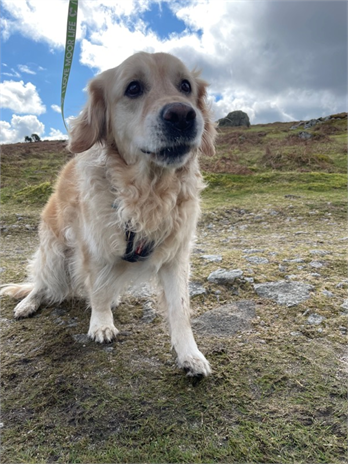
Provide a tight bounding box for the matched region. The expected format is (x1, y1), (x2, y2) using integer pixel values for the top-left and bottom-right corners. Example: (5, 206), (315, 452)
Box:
(1, 119), (347, 463)
(200, 115), (347, 175)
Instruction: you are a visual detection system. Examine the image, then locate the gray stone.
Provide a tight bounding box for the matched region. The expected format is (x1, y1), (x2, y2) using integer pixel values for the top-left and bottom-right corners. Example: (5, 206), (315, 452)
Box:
(189, 282), (207, 297)
(142, 302), (157, 323)
(207, 268), (243, 284)
(192, 300), (255, 337)
(72, 334), (90, 344)
(217, 110), (250, 128)
(307, 314), (325, 325)
(201, 254), (222, 263)
(130, 282), (154, 298)
(304, 119), (319, 129)
(245, 256), (269, 264)
(290, 122), (304, 130)
(242, 249), (265, 254)
(310, 249), (330, 256)
(340, 300), (348, 313)
(298, 131), (312, 140)
(310, 261), (323, 268)
(254, 281), (314, 307)
(322, 290), (333, 298)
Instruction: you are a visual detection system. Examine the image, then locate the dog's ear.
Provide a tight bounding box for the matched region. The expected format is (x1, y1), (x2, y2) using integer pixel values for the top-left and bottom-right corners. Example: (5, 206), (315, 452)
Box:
(68, 76), (107, 154)
(195, 74), (216, 157)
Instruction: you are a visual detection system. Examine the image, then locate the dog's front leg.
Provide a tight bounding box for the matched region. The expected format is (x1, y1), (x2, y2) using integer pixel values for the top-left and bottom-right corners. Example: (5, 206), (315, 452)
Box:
(85, 263), (120, 343)
(159, 260), (211, 377)
(88, 297), (119, 343)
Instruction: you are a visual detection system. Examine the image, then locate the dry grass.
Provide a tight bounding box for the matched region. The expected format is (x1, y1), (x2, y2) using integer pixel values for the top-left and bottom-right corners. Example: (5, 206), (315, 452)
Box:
(0, 116), (347, 463)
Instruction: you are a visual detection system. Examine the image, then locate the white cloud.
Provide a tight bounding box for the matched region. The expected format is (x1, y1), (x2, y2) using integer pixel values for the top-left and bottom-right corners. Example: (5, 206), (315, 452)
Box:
(0, 0), (71, 48)
(2, 68), (21, 79)
(0, 80), (46, 114)
(51, 104), (62, 114)
(0, 114), (45, 144)
(44, 128), (68, 141)
(18, 64), (36, 75)
(0, 0), (153, 48)
(1, 0), (346, 123)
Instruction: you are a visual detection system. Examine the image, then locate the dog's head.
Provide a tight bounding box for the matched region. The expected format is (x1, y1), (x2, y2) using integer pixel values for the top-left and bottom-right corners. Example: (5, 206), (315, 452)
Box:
(68, 52), (215, 168)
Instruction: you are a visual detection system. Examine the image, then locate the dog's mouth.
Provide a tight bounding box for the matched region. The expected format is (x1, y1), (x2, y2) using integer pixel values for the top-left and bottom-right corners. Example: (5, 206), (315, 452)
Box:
(141, 144), (192, 164)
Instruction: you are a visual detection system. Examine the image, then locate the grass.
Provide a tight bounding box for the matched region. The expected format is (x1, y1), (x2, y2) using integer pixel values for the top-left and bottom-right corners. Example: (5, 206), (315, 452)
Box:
(1, 115), (347, 463)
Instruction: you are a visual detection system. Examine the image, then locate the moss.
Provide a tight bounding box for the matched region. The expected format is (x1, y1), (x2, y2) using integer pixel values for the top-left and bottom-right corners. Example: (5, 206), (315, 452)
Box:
(13, 182), (53, 204)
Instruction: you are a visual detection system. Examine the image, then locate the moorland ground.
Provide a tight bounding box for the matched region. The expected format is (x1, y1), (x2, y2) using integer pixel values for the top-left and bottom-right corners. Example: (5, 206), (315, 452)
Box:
(1, 114), (347, 463)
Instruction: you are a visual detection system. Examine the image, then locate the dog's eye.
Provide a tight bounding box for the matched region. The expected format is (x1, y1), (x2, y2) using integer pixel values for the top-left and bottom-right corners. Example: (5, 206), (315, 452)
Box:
(180, 80), (191, 94)
(125, 81), (143, 98)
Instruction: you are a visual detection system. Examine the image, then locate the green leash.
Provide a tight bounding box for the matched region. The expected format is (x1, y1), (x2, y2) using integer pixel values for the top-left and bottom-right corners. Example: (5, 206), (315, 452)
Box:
(61, 0), (78, 131)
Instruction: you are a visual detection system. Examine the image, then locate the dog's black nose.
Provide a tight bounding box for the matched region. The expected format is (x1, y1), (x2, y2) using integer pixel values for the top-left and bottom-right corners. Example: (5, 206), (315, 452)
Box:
(161, 103), (196, 133)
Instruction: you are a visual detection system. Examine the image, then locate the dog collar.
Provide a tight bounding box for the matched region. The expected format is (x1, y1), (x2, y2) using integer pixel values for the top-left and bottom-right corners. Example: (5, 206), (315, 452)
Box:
(122, 226), (154, 263)
(112, 204), (154, 262)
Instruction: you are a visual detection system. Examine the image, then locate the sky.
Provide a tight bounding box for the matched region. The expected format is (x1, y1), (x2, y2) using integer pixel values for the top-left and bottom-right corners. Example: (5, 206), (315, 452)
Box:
(0, 0), (347, 144)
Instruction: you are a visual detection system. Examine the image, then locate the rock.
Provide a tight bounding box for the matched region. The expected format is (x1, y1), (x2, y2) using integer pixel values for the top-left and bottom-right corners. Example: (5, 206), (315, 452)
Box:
(290, 122), (304, 130)
(310, 250), (330, 256)
(130, 282), (154, 298)
(310, 261), (323, 268)
(217, 110), (250, 128)
(307, 314), (325, 325)
(304, 119), (319, 129)
(72, 334), (90, 344)
(192, 300), (255, 337)
(340, 300), (348, 313)
(201, 255), (222, 263)
(298, 131), (312, 140)
(245, 256), (269, 265)
(242, 249), (265, 254)
(336, 281), (348, 289)
(254, 281), (314, 307)
(322, 290), (333, 298)
(142, 302), (157, 323)
(283, 258), (305, 263)
(207, 269), (243, 284)
(189, 282), (207, 297)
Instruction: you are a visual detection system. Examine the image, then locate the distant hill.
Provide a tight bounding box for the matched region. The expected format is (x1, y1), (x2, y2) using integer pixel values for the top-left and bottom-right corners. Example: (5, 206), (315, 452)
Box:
(1, 113), (346, 207)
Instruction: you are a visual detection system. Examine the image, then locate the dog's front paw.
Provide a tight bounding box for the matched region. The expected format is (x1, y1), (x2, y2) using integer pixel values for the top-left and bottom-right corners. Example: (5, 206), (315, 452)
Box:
(14, 295), (41, 319)
(177, 351), (212, 377)
(88, 324), (119, 343)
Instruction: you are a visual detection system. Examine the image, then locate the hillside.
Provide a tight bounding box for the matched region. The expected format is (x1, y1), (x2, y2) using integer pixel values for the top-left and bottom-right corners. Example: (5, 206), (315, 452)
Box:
(1, 115), (347, 463)
(1, 114), (346, 209)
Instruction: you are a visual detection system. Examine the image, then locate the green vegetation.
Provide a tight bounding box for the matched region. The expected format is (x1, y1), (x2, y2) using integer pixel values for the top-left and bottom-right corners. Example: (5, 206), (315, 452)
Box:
(1, 116), (347, 463)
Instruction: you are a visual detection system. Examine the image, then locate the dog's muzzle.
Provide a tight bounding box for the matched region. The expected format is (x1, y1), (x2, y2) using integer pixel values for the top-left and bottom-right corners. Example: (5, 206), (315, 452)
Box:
(141, 102), (200, 165)
(161, 102), (197, 135)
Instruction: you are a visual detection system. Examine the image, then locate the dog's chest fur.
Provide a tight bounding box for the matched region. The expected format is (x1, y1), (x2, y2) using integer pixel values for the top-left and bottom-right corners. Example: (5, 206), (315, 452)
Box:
(74, 148), (204, 263)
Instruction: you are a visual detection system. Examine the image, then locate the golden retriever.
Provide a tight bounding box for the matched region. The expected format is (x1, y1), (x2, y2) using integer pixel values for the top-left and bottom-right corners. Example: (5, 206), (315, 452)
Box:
(1, 52), (216, 376)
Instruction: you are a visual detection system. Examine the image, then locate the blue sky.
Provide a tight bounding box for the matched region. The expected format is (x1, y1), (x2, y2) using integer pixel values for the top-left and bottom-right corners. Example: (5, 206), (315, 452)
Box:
(1, 0), (347, 144)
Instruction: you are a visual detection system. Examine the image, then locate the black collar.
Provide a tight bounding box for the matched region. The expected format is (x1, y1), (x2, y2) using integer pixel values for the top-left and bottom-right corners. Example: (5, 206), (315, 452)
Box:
(122, 225), (154, 263)
(112, 204), (154, 262)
